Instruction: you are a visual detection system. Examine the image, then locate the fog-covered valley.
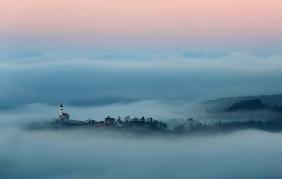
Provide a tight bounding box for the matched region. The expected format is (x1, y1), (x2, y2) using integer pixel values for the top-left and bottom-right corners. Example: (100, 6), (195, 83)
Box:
(1, 126), (282, 179)
(2, 0), (282, 177)
(1, 52), (282, 178)
(1, 95), (282, 178)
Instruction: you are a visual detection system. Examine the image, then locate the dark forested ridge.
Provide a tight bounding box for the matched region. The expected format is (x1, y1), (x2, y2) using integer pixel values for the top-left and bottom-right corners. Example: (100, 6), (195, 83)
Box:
(224, 99), (282, 113)
(203, 94), (282, 117)
(206, 93), (282, 108)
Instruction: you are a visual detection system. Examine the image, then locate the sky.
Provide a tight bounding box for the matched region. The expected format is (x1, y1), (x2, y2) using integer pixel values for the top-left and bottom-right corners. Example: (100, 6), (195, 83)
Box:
(1, 0), (282, 53)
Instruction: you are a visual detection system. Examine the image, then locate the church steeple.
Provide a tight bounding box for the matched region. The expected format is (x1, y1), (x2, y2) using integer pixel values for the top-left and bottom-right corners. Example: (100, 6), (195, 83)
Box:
(59, 103), (64, 116)
(58, 103), (70, 121)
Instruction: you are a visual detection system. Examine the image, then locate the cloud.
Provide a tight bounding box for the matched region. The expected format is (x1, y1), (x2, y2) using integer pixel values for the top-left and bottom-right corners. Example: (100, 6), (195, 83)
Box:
(68, 96), (137, 107)
(0, 127), (282, 179)
(0, 100), (191, 127)
(0, 50), (281, 178)
(0, 51), (281, 110)
(1, 52), (282, 73)
(182, 52), (226, 59)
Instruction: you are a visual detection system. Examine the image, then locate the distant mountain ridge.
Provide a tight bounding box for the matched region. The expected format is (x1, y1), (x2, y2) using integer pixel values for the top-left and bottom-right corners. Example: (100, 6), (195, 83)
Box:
(205, 93), (282, 109)
(223, 99), (282, 113)
(202, 94), (282, 121)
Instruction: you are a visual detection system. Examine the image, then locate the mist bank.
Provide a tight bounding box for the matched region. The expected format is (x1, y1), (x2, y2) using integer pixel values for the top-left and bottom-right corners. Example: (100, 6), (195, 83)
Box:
(1, 127), (282, 179)
(2, 95), (282, 132)
(4, 98), (281, 136)
(1, 52), (282, 110)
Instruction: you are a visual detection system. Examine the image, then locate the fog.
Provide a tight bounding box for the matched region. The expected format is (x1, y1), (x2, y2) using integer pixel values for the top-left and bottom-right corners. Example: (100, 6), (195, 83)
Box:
(1, 127), (282, 179)
(0, 100), (282, 179)
(0, 52), (282, 110)
(0, 101), (191, 126)
(1, 51), (282, 178)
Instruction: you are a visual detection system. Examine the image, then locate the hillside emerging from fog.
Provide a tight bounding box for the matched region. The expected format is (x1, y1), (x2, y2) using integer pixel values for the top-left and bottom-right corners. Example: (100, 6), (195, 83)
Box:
(201, 93), (282, 122)
(205, 93), (282, 109)
(27, 94), (282, 135)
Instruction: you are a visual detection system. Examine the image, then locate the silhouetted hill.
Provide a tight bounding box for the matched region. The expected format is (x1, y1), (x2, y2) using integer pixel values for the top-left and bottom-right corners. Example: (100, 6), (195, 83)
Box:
(224, 99), (282, 113)
(201, 94), (282, 121)
(205, 93), (282, 110)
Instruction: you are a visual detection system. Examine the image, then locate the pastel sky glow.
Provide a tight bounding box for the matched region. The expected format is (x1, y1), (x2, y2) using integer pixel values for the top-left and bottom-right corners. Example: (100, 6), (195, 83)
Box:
(1, 0), (282, 52)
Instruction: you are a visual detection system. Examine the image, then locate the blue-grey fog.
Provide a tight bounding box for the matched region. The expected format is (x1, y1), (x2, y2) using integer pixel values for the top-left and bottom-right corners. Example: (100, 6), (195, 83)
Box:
(0, 52), (282, 109)
(1, 128), (282, 179)
(1, 51), (282, 179)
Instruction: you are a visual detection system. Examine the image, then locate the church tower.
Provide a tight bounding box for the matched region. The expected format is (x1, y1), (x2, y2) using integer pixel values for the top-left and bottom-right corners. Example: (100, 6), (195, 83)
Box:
(58, 103), (69, 121)
(59, 103), (64, 116)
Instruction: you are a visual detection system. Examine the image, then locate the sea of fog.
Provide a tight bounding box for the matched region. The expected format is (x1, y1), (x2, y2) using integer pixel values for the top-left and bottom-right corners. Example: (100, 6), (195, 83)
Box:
(1, 52), (282, 178)
(0, 101), (282, 179)
(1, 126), (282, 179)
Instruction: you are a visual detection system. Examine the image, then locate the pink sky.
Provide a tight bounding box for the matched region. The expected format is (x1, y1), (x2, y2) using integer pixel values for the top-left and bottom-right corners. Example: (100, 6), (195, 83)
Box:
(1, 0), (282, 50)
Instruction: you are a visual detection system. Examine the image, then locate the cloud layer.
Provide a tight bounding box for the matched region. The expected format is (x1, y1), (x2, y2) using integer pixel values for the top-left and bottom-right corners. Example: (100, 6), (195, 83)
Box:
(1, 127), (282, 179)
(0, 52), (281, 111)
